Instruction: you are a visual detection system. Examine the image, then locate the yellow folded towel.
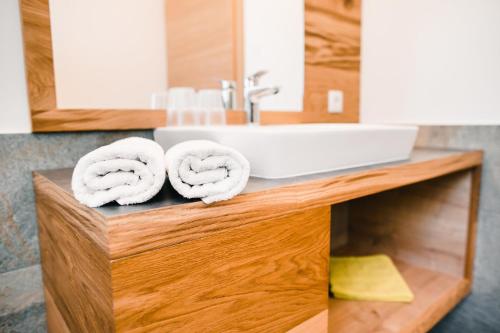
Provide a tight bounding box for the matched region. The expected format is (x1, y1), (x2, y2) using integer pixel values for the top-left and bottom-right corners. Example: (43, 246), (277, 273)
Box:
(330, 254), (414, 303)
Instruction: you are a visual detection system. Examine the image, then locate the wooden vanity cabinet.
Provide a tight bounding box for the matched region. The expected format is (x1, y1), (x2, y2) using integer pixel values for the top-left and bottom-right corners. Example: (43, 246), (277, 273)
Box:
(34, 176), (331, 333)
(33, 148), (482, 332)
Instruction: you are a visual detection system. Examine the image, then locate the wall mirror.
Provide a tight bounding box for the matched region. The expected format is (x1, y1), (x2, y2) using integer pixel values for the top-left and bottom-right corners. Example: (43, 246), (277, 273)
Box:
(21, 0), (360, 132)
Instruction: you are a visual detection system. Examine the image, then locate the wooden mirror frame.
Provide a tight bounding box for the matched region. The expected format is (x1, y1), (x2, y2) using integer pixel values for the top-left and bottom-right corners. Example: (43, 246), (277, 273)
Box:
(20, 0), (360, 132)
(20, 0), (167, 132)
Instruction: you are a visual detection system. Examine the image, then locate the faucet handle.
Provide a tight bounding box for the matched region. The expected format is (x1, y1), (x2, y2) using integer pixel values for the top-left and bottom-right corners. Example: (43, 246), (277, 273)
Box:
(246, 70), (268, 86)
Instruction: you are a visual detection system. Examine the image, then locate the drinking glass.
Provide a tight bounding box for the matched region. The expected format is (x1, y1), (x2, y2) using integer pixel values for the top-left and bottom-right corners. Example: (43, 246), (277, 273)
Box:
(150, 91), (168, 109)
(197, 89), (226, 126)
(167, 87), (199, 126)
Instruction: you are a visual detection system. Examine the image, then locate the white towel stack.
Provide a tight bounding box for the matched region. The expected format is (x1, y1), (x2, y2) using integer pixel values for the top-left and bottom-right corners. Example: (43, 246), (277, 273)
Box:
(71, 137), (166, 207)
(165, 140), (250, 204)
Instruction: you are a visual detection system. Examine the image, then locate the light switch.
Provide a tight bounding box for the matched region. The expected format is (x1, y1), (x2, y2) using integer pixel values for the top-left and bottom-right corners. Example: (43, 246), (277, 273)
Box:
(328, 90), (343, 113)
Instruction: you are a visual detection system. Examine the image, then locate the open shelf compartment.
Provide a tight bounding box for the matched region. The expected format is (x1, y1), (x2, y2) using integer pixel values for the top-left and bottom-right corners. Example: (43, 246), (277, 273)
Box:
(328, 168), (479, 333)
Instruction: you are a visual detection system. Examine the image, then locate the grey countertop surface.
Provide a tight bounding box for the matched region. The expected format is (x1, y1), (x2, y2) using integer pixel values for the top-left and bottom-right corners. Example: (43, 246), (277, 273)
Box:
(35, 148), (467, 217)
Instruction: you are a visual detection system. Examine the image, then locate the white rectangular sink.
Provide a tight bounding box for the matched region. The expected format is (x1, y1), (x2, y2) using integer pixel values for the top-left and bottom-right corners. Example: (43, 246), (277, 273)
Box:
(154, 124), (418, 179)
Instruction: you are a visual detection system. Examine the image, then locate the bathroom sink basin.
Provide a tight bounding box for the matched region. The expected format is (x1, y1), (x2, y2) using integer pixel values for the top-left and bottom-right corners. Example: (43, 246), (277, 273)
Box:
(154, 124), (418, 179)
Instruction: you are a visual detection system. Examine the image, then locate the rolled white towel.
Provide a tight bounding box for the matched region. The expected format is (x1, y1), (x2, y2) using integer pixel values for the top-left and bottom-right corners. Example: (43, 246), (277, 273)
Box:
(72, 137), (166, 207)
(165, 140), (250, 204)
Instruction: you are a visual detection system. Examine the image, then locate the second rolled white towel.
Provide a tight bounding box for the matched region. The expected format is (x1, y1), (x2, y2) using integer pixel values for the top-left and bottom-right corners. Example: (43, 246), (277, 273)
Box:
(165, 140), (250, 204)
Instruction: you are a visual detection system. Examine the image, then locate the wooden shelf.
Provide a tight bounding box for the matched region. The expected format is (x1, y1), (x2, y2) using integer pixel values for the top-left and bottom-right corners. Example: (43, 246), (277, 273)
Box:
(328, 260), (471, 333)
(327, 165), (480, 332)
(34, 148), (482, 260)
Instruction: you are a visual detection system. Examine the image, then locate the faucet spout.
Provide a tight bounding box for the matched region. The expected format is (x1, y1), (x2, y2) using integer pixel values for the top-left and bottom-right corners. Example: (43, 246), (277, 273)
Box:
(247, 86), (280, 103)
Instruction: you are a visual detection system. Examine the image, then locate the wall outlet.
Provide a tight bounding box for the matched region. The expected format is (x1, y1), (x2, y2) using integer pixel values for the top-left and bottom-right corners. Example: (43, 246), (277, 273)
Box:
(328, 90), (343, 113)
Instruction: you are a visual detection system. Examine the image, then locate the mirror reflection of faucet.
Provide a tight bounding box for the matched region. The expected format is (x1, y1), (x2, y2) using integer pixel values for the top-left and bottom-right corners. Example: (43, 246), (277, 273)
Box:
(220, 70), (280, 124)
(245, 70), (280, 124)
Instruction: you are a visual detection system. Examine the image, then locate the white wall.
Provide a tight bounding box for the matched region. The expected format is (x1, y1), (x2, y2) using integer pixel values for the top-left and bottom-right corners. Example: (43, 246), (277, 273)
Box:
(0, 0), (31, 133)
(361, 0), (500, 125)
(244, 0), (304, 111)
(50, 0), (167, 109)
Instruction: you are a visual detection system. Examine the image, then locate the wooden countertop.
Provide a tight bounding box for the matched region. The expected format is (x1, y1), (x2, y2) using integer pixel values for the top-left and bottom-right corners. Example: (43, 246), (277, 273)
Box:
(33, 148), (482, 259)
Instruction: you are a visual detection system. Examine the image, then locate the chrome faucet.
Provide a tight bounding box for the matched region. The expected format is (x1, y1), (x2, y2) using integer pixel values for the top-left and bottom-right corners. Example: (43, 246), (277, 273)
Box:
(244, 70), (280, 124)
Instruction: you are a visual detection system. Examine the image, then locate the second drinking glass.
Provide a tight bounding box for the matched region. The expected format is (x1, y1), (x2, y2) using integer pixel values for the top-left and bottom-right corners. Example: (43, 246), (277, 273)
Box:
(167, 87), (199, 126)
(197, 89), (226, 126)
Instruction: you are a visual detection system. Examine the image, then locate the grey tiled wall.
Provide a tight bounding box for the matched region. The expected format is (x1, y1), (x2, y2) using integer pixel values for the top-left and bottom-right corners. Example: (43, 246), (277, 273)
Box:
(0, 127), (499, 332)
(0, 131), (153, 332)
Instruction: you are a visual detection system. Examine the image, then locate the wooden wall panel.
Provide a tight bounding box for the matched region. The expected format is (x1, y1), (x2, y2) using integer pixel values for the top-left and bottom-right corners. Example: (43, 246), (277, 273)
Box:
(166, 0), (244, 100)
(20, 0), (57, 112)
(304, 0), (361, 122)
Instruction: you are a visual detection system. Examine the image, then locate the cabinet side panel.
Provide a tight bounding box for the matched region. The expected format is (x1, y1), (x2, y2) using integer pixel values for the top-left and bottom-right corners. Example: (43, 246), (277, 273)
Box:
(112, 207), (330, 333)
(348, 171), (472, 277)
(464, 166), (481, 281)
(35, 178), (114, 332)
(44, 287), (71, 333)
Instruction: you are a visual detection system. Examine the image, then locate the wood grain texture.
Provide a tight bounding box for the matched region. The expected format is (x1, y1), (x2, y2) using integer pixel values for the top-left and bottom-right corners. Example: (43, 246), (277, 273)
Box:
(20, 0), (361, 130)
(34, 149), (482, 332)
(31, 109), (166, 132)
(464, 167), (481, 281)
(328, 261), (471, 333)
(111, 207), (330, 332)
(166, 0), (244, 106)
(35, 177), (114, 332)
(44, 287), (71, 333)
(225, 109), (246, 124)
(107, 150), (482, 259)
(19, 0), (57, 112)
(331, 203), (349, 251)
(327, 169), (481, 332)
(232, 0), (245, 107)
(347, 170), (473, 277)
(33, 173), (108, 251)
(304, 0), (361, 122)
(19, 0), (165, 132)
(288, 310), (328, 333)
(260, 111), (359, 125)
